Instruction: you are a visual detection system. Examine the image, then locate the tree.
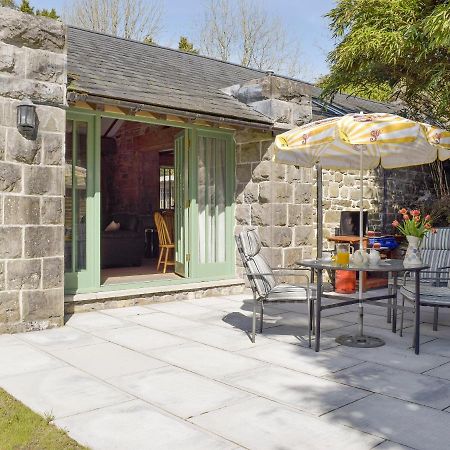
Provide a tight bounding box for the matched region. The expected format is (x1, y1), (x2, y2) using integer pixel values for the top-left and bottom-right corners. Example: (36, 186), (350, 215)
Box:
(36, 8), (59, 19)
(1, 0), (16, 7)
(178, 36), (198, 54)
(199, 0), (304, 78)
(18, 0), (33, 14)
(64, 0), (164, 41)
(320, 0), (450, 126)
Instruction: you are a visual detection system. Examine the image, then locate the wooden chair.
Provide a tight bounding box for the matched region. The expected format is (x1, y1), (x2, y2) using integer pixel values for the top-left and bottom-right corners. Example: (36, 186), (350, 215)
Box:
(154, 212), (175, 273)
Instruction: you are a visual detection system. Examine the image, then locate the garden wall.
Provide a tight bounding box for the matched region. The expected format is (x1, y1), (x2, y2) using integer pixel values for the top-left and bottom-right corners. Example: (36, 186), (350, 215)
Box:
(0, 8), (66, 332)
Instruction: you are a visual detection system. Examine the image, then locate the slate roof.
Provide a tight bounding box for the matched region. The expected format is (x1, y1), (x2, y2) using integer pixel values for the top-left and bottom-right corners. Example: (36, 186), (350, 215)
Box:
(67, 26), (400, 126)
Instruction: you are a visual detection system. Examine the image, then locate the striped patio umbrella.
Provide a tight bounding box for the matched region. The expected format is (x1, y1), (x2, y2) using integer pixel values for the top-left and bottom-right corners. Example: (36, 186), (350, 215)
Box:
(273, 113), (450, 250)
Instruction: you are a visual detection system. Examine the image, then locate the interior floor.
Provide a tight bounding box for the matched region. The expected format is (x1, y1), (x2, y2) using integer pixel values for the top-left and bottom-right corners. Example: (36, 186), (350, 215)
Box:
(101, 258), (180, 285)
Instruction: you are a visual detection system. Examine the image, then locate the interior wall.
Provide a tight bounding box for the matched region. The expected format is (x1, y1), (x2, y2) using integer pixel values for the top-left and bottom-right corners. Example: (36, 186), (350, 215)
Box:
(101, 122), (177, 220)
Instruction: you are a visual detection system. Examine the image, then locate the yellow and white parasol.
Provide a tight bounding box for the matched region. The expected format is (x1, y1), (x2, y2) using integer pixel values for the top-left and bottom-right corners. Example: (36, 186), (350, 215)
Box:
(273, 112), (450, 249)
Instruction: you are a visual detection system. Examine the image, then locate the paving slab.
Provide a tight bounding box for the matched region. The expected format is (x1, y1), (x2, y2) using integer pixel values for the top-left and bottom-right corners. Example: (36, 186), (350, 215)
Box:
(50, 342), (167, 379)
(191, 396), (382, 450)
(99, 305), (157, 318)
(328, 361), (450, 409)
(0, 343), (65, 378)
(65, 311), (131, 332)
(55, 399), (237, 450)
(17, 326), (104, 351)
(423, 362), (450, 381)
(148, 342), (266, 379)
(226, 365), (369, 415)
(126, 312), (202, 331)
(109, 365), (251, 419)
(146, 301), (219, 317)
(237, 341), (362, 376)
(335, 311), (414, 331)
(374, 441), (416, 450)
(325, 394), (450, 450)
(92, 325), (188, 352)
(327, 343), (449, 373)
(0, 366), (132, 419)
(419, 337), (450, 358)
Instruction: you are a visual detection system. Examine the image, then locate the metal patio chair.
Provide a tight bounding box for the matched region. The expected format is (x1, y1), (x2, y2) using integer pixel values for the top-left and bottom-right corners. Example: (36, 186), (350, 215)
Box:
(399, 227), (450, 337)
(235, 228), (314, 345)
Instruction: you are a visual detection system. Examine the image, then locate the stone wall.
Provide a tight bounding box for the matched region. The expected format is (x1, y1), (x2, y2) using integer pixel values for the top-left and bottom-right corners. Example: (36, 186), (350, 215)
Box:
(234, 129), (314, 273)
(0, 8), (66, 333)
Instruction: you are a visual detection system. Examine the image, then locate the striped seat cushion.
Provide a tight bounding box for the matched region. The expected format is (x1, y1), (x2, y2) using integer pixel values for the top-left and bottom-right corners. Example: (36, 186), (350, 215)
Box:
(401, 284), (450, 306)
(266, 284), (308, 302)
(420, 228), (450, 283)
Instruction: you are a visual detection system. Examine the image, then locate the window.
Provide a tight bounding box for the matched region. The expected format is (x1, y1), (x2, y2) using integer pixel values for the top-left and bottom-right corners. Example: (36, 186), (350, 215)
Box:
(160, 167), (175, 209)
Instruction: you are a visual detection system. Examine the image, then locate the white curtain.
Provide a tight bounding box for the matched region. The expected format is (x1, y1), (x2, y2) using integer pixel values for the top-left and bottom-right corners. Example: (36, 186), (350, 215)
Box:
(198, 137), (226, 264)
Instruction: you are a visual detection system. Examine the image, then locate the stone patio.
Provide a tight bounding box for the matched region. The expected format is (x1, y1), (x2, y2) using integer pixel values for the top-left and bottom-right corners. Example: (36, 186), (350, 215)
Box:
(2, 292), (450, 449)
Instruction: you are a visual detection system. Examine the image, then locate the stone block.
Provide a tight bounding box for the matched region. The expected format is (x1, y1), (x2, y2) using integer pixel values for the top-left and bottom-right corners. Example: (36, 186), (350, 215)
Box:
(0, 227), (22, 258)
(41, 196), (63, 224)
(260, 247), (283, 268)
(42, 257), (64, 289)
(251, 203), (287, 226)
(0, 43), (25, 76)
(340, 186), (349, 199)
(234, 129), (270, 145)
(236, 163), (252, 184)
(239, 142), (260, 163)
(25, 48), (66, 83)
(343, 174), (357, 187)
(334, 172), (343, 182)
(324, 210), (341, 224)
(283, 247), (303, 268)
(288, 204), (302, 226)
(235, 204), (251, 225)
(328, 182), (340, 198)
(302, 205), (313, 225)
(294, 226), (314, 246)
(24, 165), (63, 195)
(286, 166), (302, 182)
(259, 182), (292, 204)
(21, 288), (64, 322)
(0, 291), (20, 325)
(7, 259), (41, 290)
(294, 183), (313, 204)
(0, 262), (4, 290)
(35, 105), (65, 132)
(42, 133), (63, 165)
(0, 8), (65, 53)
(4, 195), (40, 224)
(258, 226), (292, 248)
(261, 141), (274, 161)
(252, 161), (285, 182)
(0, 78), (65, 105)
(24, 225), (63, 258)
(0, 161), (22, 192)
(350, 189), (362, 201)
(0, 126), (5, 160)
(243, 183), (258, 203)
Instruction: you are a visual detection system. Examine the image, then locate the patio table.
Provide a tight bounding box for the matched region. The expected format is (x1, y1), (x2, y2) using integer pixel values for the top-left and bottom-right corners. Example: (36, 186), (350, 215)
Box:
(299, 259), (429, 354)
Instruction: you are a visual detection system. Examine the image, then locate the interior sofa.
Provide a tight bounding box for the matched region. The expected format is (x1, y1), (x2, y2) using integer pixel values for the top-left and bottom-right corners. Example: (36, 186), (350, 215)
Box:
(101, 213), (144, 268)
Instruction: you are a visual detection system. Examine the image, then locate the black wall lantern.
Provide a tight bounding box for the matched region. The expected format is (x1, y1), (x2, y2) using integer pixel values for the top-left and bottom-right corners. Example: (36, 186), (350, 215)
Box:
(16, 98), (37, 138)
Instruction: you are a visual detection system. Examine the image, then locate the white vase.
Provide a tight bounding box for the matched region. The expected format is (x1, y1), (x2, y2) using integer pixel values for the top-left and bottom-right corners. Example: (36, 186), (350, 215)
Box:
(403, 235), (422, 267)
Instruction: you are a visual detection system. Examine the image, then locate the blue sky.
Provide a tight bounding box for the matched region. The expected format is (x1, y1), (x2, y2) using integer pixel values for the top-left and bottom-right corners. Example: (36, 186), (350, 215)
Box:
(29, 0), (336, 82)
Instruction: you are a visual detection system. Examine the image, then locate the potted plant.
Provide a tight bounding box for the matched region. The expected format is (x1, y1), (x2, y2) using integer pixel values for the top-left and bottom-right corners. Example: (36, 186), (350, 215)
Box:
(392, 208), (435, 267)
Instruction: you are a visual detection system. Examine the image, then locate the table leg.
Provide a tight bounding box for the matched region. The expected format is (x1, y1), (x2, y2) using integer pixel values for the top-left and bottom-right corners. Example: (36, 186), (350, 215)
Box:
(358, 270), (364, 337)
(415, 272), (421, 355)
(315, 269), (322, 352)
(392, 272), (398, 333)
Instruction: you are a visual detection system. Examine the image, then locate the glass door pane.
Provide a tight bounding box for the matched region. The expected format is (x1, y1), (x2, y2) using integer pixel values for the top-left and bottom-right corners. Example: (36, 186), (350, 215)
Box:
(64, 113), (99, 293)
(190, 129), (235, 278)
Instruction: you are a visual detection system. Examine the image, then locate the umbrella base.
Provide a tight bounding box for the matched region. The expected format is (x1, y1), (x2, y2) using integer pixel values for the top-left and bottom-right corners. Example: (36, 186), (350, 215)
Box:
(335, 334), (385, 348)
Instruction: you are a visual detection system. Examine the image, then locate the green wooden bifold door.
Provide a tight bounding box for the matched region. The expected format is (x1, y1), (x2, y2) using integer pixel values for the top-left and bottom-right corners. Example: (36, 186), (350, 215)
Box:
(64, 112), (100, 293)
(189, 129), (235, 278)
(174, 131), (189, 277)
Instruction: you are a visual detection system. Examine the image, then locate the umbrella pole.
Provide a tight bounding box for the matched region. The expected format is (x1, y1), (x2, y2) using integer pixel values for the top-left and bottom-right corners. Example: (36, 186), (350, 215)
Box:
(316, 164), (323, 259)
(359, 145), (364, 337)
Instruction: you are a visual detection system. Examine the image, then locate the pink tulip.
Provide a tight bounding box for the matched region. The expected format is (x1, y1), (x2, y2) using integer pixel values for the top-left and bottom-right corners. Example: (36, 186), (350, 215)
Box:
(392, 220), (399, 227)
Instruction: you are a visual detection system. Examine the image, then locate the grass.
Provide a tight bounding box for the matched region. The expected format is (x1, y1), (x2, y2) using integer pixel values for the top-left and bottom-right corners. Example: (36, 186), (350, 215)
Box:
(0, 388), (88, 450)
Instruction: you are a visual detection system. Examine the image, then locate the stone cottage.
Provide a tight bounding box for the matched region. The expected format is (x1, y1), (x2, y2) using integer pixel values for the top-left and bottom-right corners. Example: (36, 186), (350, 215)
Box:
(0, 7), (432, 333)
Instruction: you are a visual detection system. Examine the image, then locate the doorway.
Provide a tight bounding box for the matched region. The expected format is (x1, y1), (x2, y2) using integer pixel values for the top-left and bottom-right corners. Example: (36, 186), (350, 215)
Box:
(64, 110), (236, 294)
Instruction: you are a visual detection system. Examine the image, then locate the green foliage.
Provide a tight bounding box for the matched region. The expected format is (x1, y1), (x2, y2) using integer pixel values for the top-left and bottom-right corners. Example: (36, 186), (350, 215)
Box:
(36, 8), (59, 19)
(19, 0), (33, 13)
(143, 35), (155, 45)
(1, 0), (16, 7)
(0, 388), (87, 449)
(321, 0), (450, 126)
(178, 36), (199, 54)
